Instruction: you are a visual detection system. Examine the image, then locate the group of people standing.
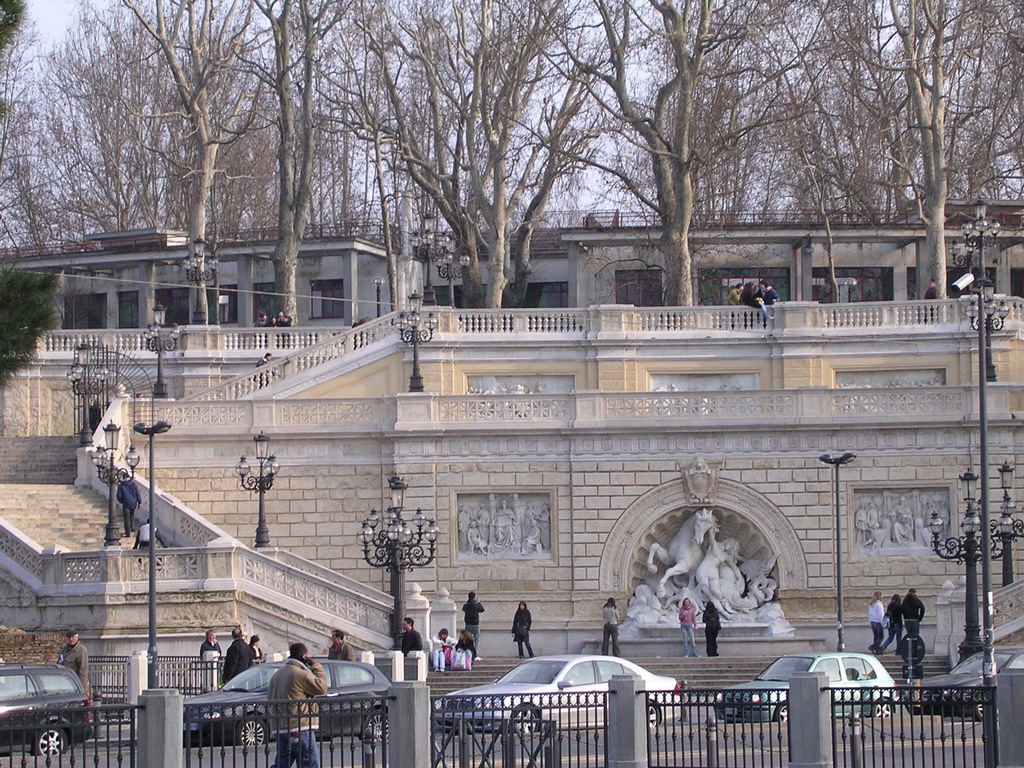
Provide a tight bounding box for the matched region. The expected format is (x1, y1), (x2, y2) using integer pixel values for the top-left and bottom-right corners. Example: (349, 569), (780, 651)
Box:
(200, 627), (264, 683)
(602, 596), (723, 658)
(868, 588), (926, 655)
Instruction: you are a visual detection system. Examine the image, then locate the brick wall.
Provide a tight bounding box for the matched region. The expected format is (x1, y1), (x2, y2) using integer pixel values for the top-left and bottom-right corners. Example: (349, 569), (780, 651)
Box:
(0, 629), (66, 663)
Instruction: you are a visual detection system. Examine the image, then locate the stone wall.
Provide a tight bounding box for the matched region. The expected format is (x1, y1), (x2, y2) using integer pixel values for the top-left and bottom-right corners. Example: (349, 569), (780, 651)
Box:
(0, 629), (66, 663)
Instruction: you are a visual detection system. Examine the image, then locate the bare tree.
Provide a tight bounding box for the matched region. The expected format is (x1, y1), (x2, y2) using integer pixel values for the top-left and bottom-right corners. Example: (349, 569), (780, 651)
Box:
(123, 0), (259, 322)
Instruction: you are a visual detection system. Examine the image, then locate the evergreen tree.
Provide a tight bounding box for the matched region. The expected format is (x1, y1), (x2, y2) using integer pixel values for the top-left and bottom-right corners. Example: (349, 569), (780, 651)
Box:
(0, 270), (56, 387)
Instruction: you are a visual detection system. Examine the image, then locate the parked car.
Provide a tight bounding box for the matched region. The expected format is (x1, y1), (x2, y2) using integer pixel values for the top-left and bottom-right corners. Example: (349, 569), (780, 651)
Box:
(0, 663), (94, 755)
(913, 648), (1024, 720)
(716, 652), (896, 723)
(436, 655), (679, 732)
(184, 660), (390, 746)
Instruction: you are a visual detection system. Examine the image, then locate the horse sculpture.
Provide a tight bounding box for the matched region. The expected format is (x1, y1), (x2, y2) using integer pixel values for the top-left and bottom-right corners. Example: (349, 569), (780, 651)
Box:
(645, 508), (718, 597)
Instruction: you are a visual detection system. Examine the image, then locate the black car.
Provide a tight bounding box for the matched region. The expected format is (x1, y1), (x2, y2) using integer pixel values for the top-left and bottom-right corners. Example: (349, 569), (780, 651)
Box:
(184, 660), (390, 746)
(0, 664), (94, 755)
(913, 648), (1024, 719)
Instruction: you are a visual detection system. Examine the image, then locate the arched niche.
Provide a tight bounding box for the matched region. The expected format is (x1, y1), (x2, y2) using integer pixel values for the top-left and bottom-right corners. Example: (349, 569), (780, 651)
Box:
(598, 477), (809, 594)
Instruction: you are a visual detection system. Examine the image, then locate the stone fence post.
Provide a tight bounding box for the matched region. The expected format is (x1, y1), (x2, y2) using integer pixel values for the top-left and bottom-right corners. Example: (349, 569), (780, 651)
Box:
(126, 650), (146, 704)
(388, 681), (432, 768)
(606, 675), (647, 768)
(138, 689), (184, 768)
(999, 669), (1024, 768)
(201, 650), (221, 692)
(787, 671), (830, 768)
(430, 588), (457, 648)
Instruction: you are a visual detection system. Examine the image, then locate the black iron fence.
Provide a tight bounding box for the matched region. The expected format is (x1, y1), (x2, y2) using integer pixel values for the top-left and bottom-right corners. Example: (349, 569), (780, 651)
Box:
(90, 655), (227, 702)
(831, 686), (996, 768)
(0, 703), (139, 768)
(432, 692), (607, 768)
(183, 696), (388, 768)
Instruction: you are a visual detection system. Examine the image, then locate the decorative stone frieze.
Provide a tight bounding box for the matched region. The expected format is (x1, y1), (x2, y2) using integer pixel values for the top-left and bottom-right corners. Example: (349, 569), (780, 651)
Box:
(851, 488), (952, 557)
(455, 492), (552, 561)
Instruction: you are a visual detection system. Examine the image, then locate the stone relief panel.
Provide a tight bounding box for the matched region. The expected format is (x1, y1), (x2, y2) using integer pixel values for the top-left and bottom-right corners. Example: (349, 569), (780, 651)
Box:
(456, 492), (552, 562)
(836, 369), (946, 389)
(466, 375), (575, 395)
(852, 488), (951, 557)
(650, 373), (760, 392)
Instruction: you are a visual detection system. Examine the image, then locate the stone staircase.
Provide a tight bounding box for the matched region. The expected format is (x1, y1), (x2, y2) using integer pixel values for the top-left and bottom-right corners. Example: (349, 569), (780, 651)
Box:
(425, 654), (952, 697)
(0, 483), (112, 550)
(0, 437), (78, 483)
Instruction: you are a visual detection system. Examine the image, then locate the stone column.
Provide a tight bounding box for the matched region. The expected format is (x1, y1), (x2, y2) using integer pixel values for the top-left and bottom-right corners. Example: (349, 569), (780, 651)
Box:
(126, 650), (146, 704)
(787, 671), (831, 768)
(140, 262), (156, 328)
(405, 582), (431, 645)
(387, 682), (431, 768)
(237, 255), (254, 327)
(138, 689), (184, 768)
(933, 579), (962, 667)
(606, 675), (647, 768)
(998, 669), (1024, 768)
(430, 588), (458, 647)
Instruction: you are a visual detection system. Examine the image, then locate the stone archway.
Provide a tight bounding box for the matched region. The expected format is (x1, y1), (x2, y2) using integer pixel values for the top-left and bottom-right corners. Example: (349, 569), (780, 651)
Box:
(599, 476), (809, 595)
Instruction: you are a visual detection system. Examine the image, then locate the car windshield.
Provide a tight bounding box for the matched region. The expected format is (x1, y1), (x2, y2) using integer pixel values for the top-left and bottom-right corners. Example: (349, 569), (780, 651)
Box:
(946, 652), (1013, 676)
(222, 665), (279, 692)
(756, 656), (813, 682)
(497, 660), (568, 685)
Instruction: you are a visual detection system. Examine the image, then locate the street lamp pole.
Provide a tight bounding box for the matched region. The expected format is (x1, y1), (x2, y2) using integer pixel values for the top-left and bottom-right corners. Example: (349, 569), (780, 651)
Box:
(133, 419), (172, 689)
(66, 344), (109, 446)
(438, 252), (471, 308)
(183, 237), (219, 325)
(236, 432), (280, 549)
(820, 452), (856, 652)
(993, 462), (1022, 587)
(145, 305), (181, 399)
(358, 476), (439, 648)
(396, 293), (436, 393)
(929, 470), (984, 662)
(960, 200), (1003, 382)
(373, 277), (385, 318)
(93, 422), (141, 547)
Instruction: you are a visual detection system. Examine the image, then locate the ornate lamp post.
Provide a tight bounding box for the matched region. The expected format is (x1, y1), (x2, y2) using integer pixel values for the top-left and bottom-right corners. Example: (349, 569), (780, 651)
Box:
(145, 305), (181, 399)
(133, 418), (172, 688)
(66, 344), (109, 446)
(183, 238), (219, 324)
(991, 462), (1022, 587)
(819, 452), (856, 652)
(956, 199), (1004, 383)
(396, 292), (436, 393)
(411, 213), (454, 306)
(92, 422), (141, 547)
(236, 432), (279, 549)
(437, 251), (471, 308)
(929, 470), (984, 662)
(358, 476), (439, 648)
(373, 276), (386, 318)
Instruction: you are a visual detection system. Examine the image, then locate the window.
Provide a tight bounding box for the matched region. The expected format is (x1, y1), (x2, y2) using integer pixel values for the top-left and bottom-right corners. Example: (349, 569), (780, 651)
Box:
(842, 657), (877, 681)
(524, 281), (569, 308)
(333, 665), (375, 686)
(63, 293), (107, 329)
(154, 287), (190, 325)
(253, 282), (278, 322)
(697, 269), (791, 305)
(118, 291), (139, 328)
(311, 279), (345, 320)
(563, 661), (597, 686)
(595, 660), (628, 683)
(218, 285), (238, 324)
(811, 658), (843, 684)
(615, 269), (662, 306)
(0, 673), (32, 701)
(36, 672), (80, 695)
(812, 268), (893, 303)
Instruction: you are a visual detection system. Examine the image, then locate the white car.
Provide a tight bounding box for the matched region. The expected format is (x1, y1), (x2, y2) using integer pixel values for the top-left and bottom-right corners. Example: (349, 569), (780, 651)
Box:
(436, 655), (679, 732)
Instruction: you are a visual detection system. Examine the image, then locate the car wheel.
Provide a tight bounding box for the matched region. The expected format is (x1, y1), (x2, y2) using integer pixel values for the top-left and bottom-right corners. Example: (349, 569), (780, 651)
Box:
(970, 703), (985, 722)
(511, 705), (542, 736)
(363, 712), (387, 742)
(647, 703), (664, 728)
(33, 727), (68, 756)
(774, 704), (789, 724)
(236, 719), (267, 747)
(871, 702), (893, 719)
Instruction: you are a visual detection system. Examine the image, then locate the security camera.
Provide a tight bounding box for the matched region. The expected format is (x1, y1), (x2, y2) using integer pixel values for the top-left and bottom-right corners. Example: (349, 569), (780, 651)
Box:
(952, 273), (975, 291)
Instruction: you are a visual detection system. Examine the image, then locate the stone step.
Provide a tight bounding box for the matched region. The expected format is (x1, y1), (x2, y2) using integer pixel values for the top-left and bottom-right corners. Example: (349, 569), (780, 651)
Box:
(0, 437), (78, 484)
(0, 483), (115, 550)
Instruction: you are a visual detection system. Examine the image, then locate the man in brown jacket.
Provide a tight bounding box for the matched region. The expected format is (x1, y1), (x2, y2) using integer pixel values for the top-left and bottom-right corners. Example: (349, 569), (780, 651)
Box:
(267, 642), (328, 768)
(58, 632), (91, 699)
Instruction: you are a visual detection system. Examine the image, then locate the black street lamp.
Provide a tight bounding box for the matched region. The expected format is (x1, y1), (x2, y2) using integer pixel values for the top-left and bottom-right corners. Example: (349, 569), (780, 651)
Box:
(819, 452), (856, 652)
(396, 292), (436, 393)
(411, 213), (455, 307)
(373, 276), (386, 318)
(236, 433), (279, 549)
(929, 470), (984, 662)
(92, 423), (141, 547)
(145, 305), (181, 399)
(133, 418), (172, 689)
(991, 462), (1022, 587)
(957, 199), (1004, 383)
(183, 238), (219, 324)
(66, 344), (109, 446)
(437, 251), (471, 308)
(358, 476), (439, 649)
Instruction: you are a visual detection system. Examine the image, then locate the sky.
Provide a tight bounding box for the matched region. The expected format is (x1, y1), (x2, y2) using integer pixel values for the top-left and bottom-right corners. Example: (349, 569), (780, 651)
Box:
(27, 0), (77, 45)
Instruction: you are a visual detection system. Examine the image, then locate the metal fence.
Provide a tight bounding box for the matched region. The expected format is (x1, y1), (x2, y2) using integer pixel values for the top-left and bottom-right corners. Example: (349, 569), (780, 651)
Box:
(89, 655), (130, 703)
(831, 686), (996, 768)
(0, 703), (139, 768)
(647, 688), (790, 768)
(89, 655), (226, 701)
(432, 692), (608, 768)
(183, 696), (388, 768)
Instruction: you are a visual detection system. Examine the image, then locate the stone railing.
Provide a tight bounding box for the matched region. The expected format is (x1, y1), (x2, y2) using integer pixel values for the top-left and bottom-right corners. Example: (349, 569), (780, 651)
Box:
(144, 385), (998, 435)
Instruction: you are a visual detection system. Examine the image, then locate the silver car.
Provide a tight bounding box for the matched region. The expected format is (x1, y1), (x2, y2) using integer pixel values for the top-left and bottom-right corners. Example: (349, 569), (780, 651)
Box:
(437, 655), (678, 732)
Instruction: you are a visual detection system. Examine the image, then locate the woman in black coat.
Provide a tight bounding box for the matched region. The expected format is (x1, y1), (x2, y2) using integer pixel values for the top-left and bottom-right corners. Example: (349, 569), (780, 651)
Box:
(703, 602), (722, 657)
(512, 601), (535, 659)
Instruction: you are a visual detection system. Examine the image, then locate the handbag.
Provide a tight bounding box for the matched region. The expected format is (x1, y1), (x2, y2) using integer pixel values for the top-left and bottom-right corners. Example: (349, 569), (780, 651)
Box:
(453, 650), (472, 671)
